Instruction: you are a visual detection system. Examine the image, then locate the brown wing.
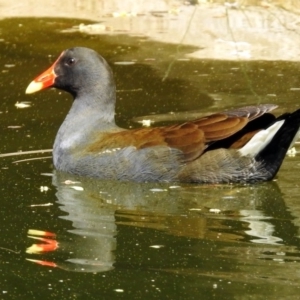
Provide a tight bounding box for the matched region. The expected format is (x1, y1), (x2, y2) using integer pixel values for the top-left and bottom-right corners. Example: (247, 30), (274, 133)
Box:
(87, 104), (277, 162)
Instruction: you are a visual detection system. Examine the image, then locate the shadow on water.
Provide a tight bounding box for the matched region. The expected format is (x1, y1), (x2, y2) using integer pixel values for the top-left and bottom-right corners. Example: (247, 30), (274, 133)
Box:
(1, 17), (300, 299)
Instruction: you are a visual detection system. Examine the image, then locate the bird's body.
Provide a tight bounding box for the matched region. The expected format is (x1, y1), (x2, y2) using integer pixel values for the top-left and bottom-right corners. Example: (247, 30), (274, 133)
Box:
(26, 47), (300, 183)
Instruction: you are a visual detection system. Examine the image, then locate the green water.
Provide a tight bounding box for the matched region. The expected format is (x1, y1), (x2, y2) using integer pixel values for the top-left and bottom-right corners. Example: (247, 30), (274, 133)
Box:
(0, 18), (300, 299)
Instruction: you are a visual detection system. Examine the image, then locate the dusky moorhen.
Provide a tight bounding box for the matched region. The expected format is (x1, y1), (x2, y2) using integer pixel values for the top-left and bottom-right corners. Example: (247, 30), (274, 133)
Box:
(25, 47), (300, 183)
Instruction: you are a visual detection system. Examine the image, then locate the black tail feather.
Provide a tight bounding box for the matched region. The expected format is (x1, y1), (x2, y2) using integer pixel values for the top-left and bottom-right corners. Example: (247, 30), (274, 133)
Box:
(256, 109), (300, 180)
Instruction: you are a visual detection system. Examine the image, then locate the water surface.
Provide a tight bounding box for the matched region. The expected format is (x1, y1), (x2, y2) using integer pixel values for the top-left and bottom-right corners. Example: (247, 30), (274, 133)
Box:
(1, 17), (300, 299)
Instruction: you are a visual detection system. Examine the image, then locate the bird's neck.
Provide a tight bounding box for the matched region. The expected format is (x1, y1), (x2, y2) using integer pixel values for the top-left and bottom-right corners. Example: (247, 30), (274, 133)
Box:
(71, 92), (116, 125)
(54, 90), (119, 154)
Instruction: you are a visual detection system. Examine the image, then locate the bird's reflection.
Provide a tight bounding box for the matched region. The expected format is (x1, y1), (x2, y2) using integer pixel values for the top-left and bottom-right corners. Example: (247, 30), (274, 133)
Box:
(26, 171), (298, 273)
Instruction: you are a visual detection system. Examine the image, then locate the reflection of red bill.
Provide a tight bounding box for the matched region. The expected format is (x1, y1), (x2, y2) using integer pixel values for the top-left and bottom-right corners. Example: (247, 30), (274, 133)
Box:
(26, 229), (58, 254)
(26, 259), (57, 268)
(28, 229), (56, 237)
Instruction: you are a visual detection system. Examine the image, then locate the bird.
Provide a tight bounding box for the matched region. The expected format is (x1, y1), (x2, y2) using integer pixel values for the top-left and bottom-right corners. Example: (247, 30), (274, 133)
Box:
(25, 47), (300, 183)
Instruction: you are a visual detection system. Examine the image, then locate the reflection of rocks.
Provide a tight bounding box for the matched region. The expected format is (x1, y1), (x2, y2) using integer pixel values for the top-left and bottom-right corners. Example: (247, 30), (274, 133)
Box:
(32, 171), (298, 273)
(1, 1), (300, 60)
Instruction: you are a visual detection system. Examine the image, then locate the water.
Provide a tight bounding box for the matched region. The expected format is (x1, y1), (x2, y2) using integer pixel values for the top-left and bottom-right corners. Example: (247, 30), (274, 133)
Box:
(1, 17), (300, 299)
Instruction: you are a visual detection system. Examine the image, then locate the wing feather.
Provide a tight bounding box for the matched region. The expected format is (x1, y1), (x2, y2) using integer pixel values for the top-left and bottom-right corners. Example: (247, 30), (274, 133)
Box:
(87, 104), (278, 162)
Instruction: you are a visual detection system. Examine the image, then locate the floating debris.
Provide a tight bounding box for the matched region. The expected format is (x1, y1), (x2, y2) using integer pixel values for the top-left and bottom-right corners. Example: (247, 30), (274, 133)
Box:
(15, 101), (31, 108)
(149, 188), (167, 192)
(114, 61), (135, 65)
(79, 23), (107, 33)
(7, 125), (22, 129)
(150, 245), (164, 249)
(140, 119), (152, 127)
(4, 64), (15, 68)
(0, 149), (52, 158)
(40, 186), (50, 192)
(30, 203), (53, 207)
(169, 185), (181, 189)
(287, 147), (297, 157)
(117, 88), (142, 93)
(13, 156), (52, 164)
(40, 173), (53, 177)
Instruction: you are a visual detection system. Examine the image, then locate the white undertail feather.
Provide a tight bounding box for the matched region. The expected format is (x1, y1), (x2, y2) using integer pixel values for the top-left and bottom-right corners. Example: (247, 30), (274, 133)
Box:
(239, 120), (285, 157)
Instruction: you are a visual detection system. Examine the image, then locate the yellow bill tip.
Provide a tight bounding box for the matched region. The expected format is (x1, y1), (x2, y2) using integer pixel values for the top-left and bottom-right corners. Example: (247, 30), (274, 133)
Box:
(25, 81), (44, 94)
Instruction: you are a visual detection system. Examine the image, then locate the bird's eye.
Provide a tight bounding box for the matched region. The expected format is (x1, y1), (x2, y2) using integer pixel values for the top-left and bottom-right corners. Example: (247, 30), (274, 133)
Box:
(66, 58), (76, 66)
